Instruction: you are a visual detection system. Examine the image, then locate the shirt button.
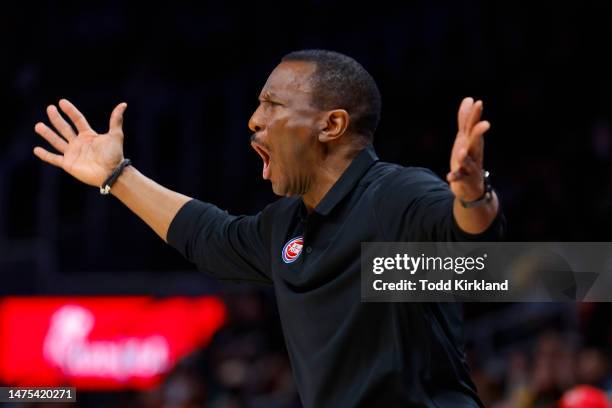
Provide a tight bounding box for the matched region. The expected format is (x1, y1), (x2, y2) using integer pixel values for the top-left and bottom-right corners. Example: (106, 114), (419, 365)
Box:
(305, 246), (313, 254)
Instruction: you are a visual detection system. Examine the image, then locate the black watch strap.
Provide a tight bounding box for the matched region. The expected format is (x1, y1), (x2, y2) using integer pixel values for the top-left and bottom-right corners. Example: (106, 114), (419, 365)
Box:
(459, 170), (493, 208)
(100, 159), (131, 195)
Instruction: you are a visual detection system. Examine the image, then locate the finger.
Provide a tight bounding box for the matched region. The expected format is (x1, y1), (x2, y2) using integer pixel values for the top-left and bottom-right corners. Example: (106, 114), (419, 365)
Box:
(452, 147), (478, 172)
(33, 146), (64, 168)
(58, 98), (92, 133)
(457, 97), (474, 131)
(459, 151), (479, 170)
(465, 100), (483, 132)
(469, 120), (490, 143)
(109, 102), (128, 132)
(467, 120), (490, 156)
(447, 171), (471, 183)
(34, 122), (68, 153)
(449, 153), (480, 181)
(447, 171), (462, 183)
(47, 105), (77, 141)
(450, 147), (468, 173)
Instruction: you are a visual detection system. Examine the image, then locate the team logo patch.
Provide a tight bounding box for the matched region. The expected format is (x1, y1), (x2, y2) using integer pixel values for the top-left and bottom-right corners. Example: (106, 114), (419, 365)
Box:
(282, 236), (304, 264)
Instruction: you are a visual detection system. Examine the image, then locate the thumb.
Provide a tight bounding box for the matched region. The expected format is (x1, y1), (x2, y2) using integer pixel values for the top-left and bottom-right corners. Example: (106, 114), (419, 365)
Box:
(109, 102), (128, 133)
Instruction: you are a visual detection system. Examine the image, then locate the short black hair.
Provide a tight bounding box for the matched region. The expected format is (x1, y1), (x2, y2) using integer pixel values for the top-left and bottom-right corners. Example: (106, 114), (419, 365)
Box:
(281, 49), (381, 141)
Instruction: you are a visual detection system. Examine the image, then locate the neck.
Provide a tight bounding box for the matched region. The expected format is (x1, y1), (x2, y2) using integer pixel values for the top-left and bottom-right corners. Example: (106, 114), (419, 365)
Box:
(301, 143), (365, 212)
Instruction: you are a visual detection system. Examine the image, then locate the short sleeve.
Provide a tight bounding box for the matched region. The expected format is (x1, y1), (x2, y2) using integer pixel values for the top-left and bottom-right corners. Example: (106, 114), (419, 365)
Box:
(375, 167), (505, 242)
(167, 199), (272, 284)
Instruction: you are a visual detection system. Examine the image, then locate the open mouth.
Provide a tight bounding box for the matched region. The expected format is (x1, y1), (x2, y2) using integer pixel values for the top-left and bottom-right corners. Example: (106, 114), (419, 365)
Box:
(251, 141), (271, 180)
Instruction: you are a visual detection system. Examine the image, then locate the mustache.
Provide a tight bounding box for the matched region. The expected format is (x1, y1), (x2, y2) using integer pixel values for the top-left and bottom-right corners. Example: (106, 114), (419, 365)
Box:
(250, 134), (270, 150)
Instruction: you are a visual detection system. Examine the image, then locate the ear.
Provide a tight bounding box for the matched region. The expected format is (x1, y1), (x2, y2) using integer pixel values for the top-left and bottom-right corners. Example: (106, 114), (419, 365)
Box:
(318, 109), (349, 143)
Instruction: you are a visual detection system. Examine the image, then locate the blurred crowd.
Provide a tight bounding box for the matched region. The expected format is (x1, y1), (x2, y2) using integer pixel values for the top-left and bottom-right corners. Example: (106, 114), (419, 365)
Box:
(470, 303), (612, 407)
(20, 298), (610, 408)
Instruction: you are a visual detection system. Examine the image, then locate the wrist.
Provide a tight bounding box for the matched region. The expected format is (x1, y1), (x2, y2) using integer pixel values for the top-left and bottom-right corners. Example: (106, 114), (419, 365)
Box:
(110, 164), (136, 191)
(100, 159), (131, 195)
(459, 170), (493, 208)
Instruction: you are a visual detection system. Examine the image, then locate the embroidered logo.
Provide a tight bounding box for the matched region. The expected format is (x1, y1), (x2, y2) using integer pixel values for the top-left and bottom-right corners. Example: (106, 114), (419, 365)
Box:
(282, 236), (304, 264)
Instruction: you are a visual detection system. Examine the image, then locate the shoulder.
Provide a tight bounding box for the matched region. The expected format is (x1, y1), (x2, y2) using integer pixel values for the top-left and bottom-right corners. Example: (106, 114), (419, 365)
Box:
(260, 196), (301, 218)
(363, 161), (447, 194)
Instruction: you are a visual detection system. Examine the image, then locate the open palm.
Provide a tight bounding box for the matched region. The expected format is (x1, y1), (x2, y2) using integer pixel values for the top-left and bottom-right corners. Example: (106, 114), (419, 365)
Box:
(33, 99), (128, 187)
(446, 97), (491, 201)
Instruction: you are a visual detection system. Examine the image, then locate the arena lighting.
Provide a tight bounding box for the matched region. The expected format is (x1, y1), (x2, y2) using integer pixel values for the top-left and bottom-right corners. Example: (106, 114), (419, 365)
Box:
(0, 297), (226, 389)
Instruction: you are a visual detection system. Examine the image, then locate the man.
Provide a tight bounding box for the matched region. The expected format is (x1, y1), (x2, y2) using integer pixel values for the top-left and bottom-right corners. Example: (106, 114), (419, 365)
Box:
(34, 50), (504, 407)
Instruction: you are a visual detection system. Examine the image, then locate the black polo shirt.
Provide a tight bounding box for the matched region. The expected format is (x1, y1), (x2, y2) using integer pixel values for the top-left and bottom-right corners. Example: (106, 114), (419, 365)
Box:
(167, 145), (505, 408)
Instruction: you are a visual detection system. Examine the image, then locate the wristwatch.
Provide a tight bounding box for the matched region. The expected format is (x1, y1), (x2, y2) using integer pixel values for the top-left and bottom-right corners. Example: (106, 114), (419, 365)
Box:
(459, 170), (493, 208)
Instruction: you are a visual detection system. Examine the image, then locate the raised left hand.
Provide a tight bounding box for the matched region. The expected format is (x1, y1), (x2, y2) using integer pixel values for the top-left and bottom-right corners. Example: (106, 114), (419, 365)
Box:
(447, 97), (491, 202)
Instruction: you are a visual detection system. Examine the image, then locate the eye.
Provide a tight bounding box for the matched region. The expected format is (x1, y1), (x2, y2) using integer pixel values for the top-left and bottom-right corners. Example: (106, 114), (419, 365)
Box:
(262, 99), (281, 106)
(258, 96), (283, 108)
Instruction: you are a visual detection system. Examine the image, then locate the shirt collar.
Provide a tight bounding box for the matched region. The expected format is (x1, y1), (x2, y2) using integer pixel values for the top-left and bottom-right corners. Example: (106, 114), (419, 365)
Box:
(301, 145), (379, 218)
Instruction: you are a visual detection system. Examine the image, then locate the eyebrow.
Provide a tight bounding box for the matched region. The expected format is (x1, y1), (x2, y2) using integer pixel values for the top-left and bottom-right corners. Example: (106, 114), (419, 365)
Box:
(259, 91), (281, 101)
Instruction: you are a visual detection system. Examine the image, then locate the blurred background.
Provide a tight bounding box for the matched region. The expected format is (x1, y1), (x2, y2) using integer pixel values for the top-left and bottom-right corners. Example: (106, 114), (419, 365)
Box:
(1, 1), (611, 407)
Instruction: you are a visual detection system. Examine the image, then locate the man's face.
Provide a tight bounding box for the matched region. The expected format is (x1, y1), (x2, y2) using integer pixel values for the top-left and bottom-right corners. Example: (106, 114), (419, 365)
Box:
(249, 61), (323, 197)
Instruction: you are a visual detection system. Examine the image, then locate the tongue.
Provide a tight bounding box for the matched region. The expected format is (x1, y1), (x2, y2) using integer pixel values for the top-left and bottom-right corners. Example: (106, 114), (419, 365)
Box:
(262, 160), (270, 180)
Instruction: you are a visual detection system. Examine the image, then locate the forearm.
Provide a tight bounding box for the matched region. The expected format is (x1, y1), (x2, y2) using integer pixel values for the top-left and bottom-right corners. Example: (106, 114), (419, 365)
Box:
(452, 191), (499, 235)
(110, 166), (192, 242)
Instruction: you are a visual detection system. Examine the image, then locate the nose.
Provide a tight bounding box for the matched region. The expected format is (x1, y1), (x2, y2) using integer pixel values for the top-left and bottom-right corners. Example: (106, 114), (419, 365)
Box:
(248, 105), (265, 133)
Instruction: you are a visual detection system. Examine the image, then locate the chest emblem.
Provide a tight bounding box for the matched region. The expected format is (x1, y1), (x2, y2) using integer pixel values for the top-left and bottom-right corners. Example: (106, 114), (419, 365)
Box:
(282, 236), (304, 264)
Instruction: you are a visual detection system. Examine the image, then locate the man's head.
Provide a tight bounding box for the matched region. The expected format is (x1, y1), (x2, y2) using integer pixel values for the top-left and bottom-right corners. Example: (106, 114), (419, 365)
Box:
(249, 49), (381, 198)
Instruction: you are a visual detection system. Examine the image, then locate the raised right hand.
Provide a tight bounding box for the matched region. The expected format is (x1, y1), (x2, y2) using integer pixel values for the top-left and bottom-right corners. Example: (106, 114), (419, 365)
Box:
(33, 99), (128, 187)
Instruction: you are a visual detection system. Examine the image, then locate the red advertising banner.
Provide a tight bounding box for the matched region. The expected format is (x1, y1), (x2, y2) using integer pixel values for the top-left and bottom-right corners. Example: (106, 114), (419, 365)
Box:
(0, 297), (226, 389)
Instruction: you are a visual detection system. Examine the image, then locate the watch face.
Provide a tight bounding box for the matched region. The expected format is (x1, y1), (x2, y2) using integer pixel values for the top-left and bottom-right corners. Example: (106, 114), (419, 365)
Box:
(483, 170), (492, 193)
